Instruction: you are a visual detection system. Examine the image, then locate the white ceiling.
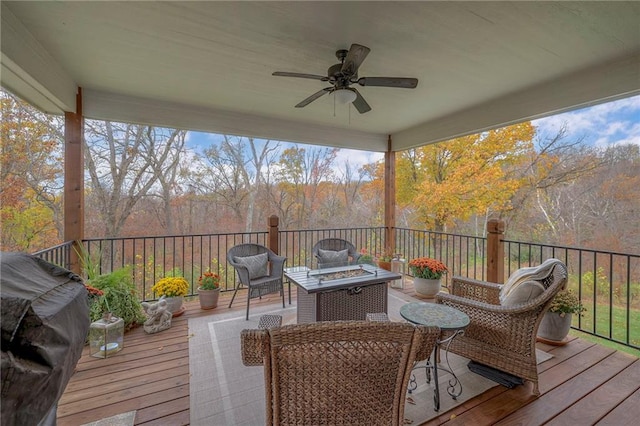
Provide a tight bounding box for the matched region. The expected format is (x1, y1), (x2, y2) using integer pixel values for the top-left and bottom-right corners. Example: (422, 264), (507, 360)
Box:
(2, 1), (639, 152)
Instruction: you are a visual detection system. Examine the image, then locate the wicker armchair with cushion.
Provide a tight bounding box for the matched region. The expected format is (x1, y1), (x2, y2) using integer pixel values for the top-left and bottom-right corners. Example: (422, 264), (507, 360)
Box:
(312, 238), (361, 268)
(435, 258), (568, 395)
(227, 243), (286, 320)
(241, 319), (440, 426)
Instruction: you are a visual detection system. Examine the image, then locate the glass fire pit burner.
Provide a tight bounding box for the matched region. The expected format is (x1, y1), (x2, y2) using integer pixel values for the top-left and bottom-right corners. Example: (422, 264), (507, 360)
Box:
(309, 266), (375, 284)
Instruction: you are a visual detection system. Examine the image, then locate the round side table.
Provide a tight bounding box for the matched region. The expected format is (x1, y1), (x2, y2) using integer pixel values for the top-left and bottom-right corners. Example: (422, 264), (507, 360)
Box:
(400, 302), (470, 411)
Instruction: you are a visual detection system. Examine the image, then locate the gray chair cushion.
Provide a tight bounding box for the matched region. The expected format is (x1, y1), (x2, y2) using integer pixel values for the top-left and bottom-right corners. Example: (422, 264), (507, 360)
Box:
(234, 252), (269, 279)
(317, 248), (349, 266)
(501, 280), (545, 306)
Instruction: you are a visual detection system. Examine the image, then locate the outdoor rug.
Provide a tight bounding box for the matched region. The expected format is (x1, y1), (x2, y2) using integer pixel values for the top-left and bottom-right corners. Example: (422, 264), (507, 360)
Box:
(80, 411), (136, 426)
(188, 292), (554, 425)
(188, 307), (497, 425)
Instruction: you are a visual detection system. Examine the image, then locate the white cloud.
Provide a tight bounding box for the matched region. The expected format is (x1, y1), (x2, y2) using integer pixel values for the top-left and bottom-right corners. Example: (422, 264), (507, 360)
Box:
(533, 95), (640, 148)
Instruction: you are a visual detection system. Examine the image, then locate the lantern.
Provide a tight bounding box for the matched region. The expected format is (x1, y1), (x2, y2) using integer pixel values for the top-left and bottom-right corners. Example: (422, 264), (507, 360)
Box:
(89, 313), (124, 358)
(391, 256), (406, 289)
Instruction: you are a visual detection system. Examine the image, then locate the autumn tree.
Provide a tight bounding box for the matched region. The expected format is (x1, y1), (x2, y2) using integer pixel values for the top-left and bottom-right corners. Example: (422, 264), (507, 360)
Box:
(84, 120), (187, 238)
(396, 123), (535, 233)
(272, 146), (338, 228)
(505, 124), (605, 244)
(194, 135), (280, 232)
(1, 90), (64, 251)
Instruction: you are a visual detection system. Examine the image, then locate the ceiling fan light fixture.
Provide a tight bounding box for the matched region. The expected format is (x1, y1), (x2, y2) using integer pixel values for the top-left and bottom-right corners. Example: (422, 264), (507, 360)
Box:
(334, 88), (357, 104)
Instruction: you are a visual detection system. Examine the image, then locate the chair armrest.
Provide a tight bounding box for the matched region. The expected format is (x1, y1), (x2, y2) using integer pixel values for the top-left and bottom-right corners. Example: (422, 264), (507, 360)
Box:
(449, 276), (502, 304)
(240, 329), (268, 366)
(414, 325), (440, 362)
(228, 259), (251, 285)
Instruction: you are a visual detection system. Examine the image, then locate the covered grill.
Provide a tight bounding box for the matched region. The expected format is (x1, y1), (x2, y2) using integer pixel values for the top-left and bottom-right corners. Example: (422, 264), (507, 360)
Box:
(1, 252), (89, 426)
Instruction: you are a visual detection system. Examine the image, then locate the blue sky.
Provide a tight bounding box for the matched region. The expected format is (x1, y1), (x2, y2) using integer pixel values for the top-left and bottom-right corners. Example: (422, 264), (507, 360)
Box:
(186, 94), (640, 169)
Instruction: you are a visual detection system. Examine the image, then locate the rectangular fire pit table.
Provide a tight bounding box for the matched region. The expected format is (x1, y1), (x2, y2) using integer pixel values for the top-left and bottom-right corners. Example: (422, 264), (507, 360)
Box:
(285, 264), (401, 323)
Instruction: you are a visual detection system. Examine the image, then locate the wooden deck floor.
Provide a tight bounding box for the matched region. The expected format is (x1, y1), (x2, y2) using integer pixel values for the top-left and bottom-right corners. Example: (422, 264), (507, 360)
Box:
(58, 283), (640, 426)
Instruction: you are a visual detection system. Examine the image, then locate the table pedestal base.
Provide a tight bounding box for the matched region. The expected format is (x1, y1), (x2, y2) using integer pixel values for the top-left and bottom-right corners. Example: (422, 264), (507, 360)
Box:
(407, 329), (464, 411)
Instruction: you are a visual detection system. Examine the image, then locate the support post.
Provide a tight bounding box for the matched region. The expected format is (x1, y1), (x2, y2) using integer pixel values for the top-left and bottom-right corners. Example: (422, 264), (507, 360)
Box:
(64, 88), (84, 274)
(487, 218), (505, 283)
(384, 135), (396, 253)
(268, 215), (280, 254)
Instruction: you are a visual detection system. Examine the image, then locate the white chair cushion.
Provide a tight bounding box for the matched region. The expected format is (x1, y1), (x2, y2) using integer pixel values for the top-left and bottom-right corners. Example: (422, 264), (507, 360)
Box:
(501, 280), (545, 306)
(499, 258), (562, 303)
(234, 252), (269, 279)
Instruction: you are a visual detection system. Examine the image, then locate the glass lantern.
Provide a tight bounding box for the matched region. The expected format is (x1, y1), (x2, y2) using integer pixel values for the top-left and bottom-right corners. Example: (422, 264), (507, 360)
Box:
(89, 313), (124, 358)
(390, 255), (406, 289)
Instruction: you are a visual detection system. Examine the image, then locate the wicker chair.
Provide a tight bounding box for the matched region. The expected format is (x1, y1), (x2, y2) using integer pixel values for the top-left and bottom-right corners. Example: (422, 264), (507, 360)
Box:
(312, 238), (361, 268)
(435, 259), (568, 395)
(241, 319), (440, 426)
(227, 243), (286, 320)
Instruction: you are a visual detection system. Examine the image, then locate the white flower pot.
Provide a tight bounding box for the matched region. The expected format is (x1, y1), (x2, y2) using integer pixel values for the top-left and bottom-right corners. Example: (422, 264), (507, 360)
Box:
(538, 312), (572, 342)
(414, 277), (441, 298)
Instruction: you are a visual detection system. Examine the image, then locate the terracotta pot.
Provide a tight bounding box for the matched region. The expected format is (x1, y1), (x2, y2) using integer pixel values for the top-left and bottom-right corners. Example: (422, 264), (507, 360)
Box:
(377, 260), (392, 271)
(198, 287), (220, 310)
(538, 312), (572, 342)
(414, 277), (441, 298)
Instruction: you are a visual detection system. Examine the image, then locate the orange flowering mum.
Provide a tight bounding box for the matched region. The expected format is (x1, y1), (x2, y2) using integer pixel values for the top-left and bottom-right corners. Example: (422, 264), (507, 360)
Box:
(408, 257), (448, 279)
(85, 284), (104, 297)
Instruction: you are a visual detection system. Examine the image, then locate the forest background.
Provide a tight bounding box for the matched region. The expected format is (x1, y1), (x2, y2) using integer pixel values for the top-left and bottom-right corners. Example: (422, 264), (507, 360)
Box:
(2, 88), (639, 257)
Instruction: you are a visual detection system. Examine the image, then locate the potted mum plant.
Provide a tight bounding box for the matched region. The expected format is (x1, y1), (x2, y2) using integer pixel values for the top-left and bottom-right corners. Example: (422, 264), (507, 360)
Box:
(376, 248), (395, 271)
(197, 270), (221, 310)
(408, 257), (448, 298)
(537, 289), (585, 345)
(151, 276), (189, 317)
(357, 248), (375, 265)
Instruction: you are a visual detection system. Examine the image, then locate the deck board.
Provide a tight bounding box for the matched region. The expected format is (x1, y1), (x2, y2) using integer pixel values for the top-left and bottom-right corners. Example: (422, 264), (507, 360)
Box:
(57, 283), (639, 425)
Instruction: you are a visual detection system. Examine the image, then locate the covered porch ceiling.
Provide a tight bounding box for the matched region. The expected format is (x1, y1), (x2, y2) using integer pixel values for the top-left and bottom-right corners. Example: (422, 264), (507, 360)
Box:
(2, 1), (639, 152)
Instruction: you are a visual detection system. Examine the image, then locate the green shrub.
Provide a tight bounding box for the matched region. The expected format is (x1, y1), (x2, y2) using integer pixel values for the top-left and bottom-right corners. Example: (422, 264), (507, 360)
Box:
(89, 267), (145, 330)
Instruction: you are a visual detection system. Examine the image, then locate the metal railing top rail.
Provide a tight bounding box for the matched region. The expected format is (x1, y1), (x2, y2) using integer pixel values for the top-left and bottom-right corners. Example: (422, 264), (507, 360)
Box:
(502, 237), (640, 258)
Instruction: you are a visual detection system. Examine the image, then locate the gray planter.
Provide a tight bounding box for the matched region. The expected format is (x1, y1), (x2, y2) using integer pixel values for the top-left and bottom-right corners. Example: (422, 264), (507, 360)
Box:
(538, 312), (572, 342)
(198, 287), (220, 310)
(414, 277), (441, 298)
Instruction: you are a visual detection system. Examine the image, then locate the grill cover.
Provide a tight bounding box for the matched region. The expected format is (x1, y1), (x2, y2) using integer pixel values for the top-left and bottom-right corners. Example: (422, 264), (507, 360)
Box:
(1, 252), (89, 426)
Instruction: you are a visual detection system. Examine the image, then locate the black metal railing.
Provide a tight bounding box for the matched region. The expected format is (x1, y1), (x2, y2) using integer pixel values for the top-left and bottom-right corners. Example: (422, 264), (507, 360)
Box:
(81, 232), (269, 299)
(503, 238), (640, 351)
(394, 228), (487, 286)
(32, 241), (74, 270)
(279, 226), (386, 268)
(31, 226), (639, 351)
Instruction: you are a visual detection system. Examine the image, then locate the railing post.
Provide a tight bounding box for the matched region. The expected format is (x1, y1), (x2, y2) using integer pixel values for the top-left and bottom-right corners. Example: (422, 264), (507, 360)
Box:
(64, 88), (84, 275)
(384, 135), (396, 253)
(487, 219), (505, 283)
(268, 215), (280, 254)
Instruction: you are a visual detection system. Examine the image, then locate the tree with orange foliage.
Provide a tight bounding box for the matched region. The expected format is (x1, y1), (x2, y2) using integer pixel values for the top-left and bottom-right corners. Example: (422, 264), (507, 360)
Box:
(395, 122), (535, 232)
(1, 90), (63, 251)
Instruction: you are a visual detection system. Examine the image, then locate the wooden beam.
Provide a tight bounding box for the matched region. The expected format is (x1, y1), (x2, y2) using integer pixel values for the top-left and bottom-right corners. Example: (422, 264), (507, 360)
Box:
(268, 215), (279, 254)
(486, 218), (505, 283)
(384, 135), (396, 252)
(64, 88), (84, 274)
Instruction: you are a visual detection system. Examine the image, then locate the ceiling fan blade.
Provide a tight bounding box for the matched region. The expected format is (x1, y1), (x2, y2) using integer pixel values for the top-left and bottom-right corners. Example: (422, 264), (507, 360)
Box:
(295, 88), (332, 108)
(357, 77), (418, 88)
(273, 72), (328, 81)
(341, 44), (370, 76)
(351, 88), (371, 114)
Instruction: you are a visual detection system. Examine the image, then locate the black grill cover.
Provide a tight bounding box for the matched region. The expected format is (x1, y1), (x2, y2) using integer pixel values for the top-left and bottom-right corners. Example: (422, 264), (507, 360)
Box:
(1, 252), (90, 426)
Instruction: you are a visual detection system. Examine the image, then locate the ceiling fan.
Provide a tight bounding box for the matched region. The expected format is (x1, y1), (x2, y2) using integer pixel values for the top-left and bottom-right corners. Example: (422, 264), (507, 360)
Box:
(272, 43), (418, 114)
